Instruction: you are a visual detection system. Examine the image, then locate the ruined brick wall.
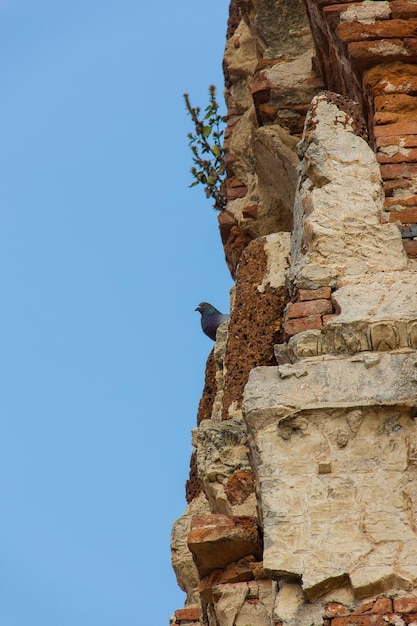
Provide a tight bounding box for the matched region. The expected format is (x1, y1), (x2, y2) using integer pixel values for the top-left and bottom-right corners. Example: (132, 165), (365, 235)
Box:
(304, 0), (417, 259)
(172, 597), (417, 626)
(170, 2), (417, 625)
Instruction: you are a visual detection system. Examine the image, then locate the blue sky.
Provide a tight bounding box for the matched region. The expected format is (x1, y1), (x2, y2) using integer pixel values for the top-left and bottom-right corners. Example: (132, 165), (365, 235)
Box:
(0, 2), (233, 624)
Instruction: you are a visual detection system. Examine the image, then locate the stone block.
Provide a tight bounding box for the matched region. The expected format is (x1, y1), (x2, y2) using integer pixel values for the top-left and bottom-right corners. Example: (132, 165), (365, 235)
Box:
(195, 417), (253, 515)
(244, 353), (417, 419)
(171, 494), (211, 603)
(243, 355), (417, 600)
(212, 582), (248, 626)
(291, 95), (408, 288)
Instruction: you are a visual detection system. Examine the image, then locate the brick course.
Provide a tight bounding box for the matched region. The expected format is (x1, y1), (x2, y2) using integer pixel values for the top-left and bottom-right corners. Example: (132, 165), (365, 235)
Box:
(283, 288), (335, 338)
(304, 0), (417, 260)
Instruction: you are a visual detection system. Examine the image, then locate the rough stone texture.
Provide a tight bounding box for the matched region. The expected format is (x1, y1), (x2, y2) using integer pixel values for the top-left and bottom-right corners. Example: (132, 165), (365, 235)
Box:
(210, 580), (274, 626)
(221, 110), (299, 276)
(186, 450), (202, 504)
(197, 350), (217, 426)
(194, 417), (255, 517)
(244, 368), (417, 600)
(252, 51), (325, 132)
(291, 94), (408, 289)
(171, 493), (211, 604)
(222, 233), (290, 419)
(244, 352), (417, 421)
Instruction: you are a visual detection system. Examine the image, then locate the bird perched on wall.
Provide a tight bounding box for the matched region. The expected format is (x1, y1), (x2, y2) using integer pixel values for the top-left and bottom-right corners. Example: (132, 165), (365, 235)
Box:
(195, 302), (229, 340)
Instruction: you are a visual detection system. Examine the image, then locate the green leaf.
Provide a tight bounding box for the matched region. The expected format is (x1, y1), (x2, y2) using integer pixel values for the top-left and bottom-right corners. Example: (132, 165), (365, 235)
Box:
(211, 144), (222, 158)
(203, 125), (212, 138)
(207, 175), (216, 186)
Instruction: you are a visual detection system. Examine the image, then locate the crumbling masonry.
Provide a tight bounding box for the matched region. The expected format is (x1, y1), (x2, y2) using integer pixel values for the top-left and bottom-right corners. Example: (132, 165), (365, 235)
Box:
(171, 1), (417, 625)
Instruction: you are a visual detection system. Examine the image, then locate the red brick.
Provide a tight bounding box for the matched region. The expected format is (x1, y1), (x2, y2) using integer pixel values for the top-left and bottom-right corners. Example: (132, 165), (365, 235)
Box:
(374, 121), (417, 137)
(337, 18), (417, 43)
(394, 597), (417, 613)
(377, 134), (417, 148)
(383, 178), (416, 195)
(332, 615), (388, 626)
(323, 3), (381, 29)
(298, 287), (332, 301)
(286, 299), (333, 319)
(227, 185), (248, 200)
(374, 93), (417, 113)
(175, 606), (200, 621)
(391, 0), (417, 19)
(380, 162), (417, 180)
(348, 39), (417, 72)
(228, 176), (246, 188)
(389, 206), (417, 222)
(322, 4), (360, 29)
(284, 315), (323, 336)
(403, 238), (417, 256)
(374, 111), (399, 125)
(364, 61), (417, 96)
(353, 598), (393, 614)
(323, 313), (338, 324)
(324, 602), (350, 617)
(384, 194), (417, 209)
(242, 204), (258, 218)
(377, 147), (417, 163)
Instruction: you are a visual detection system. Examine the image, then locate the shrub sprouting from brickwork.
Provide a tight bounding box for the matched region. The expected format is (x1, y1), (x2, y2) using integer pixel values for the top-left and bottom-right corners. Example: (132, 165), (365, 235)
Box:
(184, 85), (226, 211)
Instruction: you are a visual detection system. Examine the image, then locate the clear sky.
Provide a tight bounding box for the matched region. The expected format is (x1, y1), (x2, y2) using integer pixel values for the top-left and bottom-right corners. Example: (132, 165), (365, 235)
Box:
(0, 2), (233, 624)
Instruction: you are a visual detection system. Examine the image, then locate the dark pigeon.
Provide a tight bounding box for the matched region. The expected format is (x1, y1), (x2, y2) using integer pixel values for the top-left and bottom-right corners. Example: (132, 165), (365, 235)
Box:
(195, 302), (229, 341)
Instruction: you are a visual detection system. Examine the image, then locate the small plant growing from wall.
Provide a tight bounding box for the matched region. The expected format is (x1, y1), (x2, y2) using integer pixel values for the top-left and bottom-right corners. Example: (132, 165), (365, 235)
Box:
(184, 85), (226, 211)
